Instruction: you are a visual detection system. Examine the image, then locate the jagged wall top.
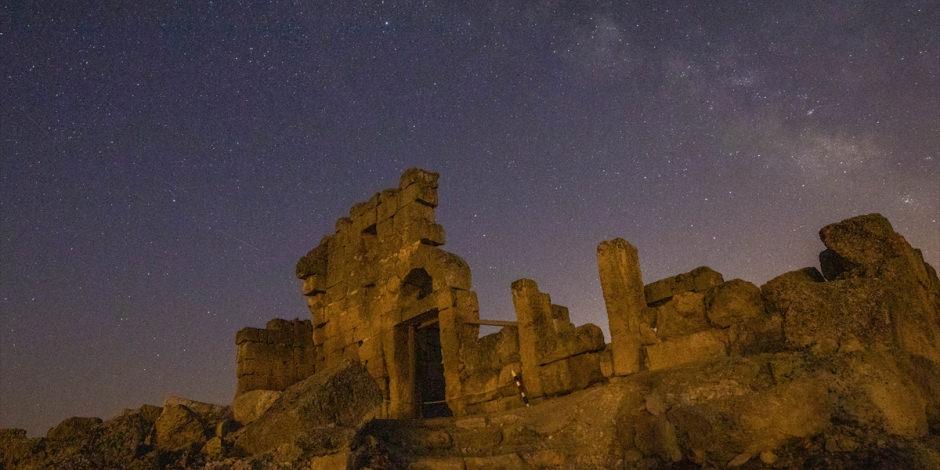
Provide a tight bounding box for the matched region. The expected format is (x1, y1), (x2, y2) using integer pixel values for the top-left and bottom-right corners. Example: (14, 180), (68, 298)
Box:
(295, 168), (444, 281)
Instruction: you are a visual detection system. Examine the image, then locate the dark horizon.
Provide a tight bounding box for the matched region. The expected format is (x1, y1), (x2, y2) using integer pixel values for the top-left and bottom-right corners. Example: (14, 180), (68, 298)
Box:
(2, 1), (938, 436)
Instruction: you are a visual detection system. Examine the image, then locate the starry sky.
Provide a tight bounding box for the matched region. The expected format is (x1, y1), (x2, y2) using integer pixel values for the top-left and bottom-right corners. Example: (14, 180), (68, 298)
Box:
(2, 1), (938, 435)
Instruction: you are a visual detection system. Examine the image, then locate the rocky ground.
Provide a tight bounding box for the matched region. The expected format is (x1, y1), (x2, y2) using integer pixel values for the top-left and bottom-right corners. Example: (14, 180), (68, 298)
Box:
(2, 213), (939, 469)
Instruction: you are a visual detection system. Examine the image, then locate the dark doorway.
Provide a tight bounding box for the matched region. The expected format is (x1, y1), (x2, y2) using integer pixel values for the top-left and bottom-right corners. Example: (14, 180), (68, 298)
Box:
(414, 321), (451, 418)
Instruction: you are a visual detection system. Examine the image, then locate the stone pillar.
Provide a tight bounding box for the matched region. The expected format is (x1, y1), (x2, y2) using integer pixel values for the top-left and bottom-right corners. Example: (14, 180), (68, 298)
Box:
(597, 238), (645, 375)
(511, 279), (551, 397)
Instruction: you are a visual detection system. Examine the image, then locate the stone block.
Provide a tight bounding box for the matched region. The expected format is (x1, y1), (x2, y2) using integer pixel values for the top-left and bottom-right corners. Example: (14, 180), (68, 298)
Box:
(301, 274), (325, 296)
(464, 453), (525, 470)
(512, 279), (554, 396)
(400, 177), (438, 207)
(597, 238), (646, 376)
(538, 352), (605, 396)
(651, 291), (708, 338)
(644, 329), (727, 371)
(233, 390), (281, 425)
(377, 188), (399, 220)
(295, 236), (331, 279)
(235, 319), (315, 394)
(644, 266), (724, 306)
(704, 279), (764, 328)
(399, 167), (439, 190)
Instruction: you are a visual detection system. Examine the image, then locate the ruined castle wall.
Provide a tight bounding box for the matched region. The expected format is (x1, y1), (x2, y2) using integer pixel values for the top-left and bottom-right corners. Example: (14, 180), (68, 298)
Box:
(235, 319), (315, 394)
(510, 279), (606, 400)
(295, 169), (483, 418)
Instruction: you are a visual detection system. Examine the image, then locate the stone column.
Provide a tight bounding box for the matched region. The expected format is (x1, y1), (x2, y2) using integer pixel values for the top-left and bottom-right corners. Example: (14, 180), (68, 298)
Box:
(511, 279), (550, 397)
(597, 238), (645, 375)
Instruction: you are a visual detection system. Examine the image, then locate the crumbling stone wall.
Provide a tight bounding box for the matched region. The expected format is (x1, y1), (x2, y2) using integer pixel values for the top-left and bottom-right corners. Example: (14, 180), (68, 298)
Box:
(510, 279), (606, 399)
(235, 319), (315, 394)
(597, 240), (779, 374)
(286, 168), (616, 417)
(294, 169), (484, 418)
(275, 168), (939, 424)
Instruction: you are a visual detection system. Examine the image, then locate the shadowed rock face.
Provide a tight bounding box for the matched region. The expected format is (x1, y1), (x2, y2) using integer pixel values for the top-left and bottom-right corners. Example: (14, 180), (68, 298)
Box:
(3, 181), (939, 470)
(233, 360), (383, 463)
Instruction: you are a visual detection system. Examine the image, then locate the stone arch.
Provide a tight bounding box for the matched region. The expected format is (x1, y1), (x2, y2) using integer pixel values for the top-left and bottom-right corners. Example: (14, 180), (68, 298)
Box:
(400, 268), (433, 301)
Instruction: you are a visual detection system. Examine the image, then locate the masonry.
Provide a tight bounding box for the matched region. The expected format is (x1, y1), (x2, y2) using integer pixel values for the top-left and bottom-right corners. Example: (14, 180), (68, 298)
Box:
(231, 168), (937, 423)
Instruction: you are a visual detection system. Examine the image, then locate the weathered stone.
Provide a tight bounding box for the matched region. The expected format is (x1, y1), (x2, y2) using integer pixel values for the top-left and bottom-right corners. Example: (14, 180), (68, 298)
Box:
(819, 213), (912, 279)
(705, 279), (764, 328)
(233, 389), (282, 425)
(464, 453), (526, 469)
(511, 279), (606, 399)
(644, 329), (727, 371)
(666, 372), (832, 464)
(511, 279), (552, 397)
(760, 267), (825, 306)
(538, 351), (605, 396)
(769, 277), (895, 353)
(644, 266), (724, 306)
(154, 403), (209, 451)
(162, 396), (228, 424)
(409, 456), (466, 469)
(727, 452), (752, 467)
(201, 436), (223, 459)
(597, 238), (645, 375)
(235, 318), (315, 395)
(46, 416), (102, 441)
(759, 449), (778, 464)
(651, 291), (708, 338)
(234, 360), (382, 460)
(633, 412), (682, 462)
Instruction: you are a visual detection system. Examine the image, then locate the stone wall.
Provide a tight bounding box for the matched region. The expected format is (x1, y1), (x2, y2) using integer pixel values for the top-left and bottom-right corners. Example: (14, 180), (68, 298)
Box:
(510, 279), (606, 399)
(276, 168), (938, 423)
(235, 319), (315, 395)
(288, 168), (616, 416)
(294, 169), (483, 418)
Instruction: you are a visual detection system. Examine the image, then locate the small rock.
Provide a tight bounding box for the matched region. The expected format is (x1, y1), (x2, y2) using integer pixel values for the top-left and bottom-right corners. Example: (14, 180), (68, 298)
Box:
(201, 436), (223, 459)
(825, 434), (859, 452)
(728, 452), (752, 467)
(624, 449), (643, 462)
(644, 393), (667, 416)
(760, 450), (778, 464)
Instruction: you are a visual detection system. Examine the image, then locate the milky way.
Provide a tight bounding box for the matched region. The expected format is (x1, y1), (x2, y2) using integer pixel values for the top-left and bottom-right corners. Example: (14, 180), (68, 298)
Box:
(2, 1), (938, 435)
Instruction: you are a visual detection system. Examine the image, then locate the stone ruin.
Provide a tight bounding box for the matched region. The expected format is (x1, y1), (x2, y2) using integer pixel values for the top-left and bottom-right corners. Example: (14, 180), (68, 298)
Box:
(230, 167), (940, 431)
(5, 168), (938, 469)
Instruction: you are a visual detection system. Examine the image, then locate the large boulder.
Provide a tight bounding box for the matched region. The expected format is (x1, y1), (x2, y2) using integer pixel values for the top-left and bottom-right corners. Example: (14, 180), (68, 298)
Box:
(818, 213), (928, 281)
(94, 404), (162, 465)
(233, 359), (383, 464)
(155, 403), (210, 452)
(818, 215), (940, 358)
(704, 279), (763, 328)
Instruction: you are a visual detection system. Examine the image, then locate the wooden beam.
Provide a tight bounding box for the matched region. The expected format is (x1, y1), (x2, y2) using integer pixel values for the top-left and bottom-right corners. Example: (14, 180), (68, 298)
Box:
(463, 319), (518, 327)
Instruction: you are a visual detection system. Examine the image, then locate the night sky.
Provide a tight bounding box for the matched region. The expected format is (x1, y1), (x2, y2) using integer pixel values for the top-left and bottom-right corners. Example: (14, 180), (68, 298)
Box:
(2, 1), (938, 436)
